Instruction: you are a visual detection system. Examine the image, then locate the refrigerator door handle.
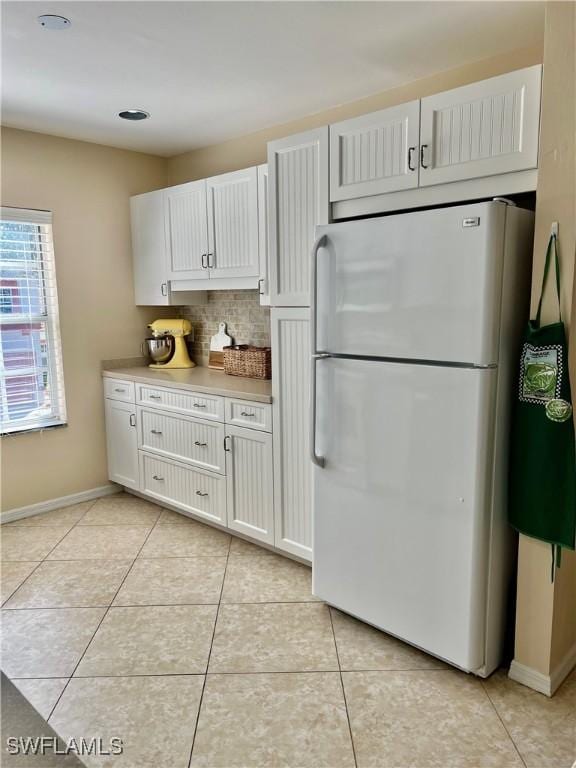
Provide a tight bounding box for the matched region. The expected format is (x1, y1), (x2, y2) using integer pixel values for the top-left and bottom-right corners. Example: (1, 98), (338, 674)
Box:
(310, 234), (327, 355)
(310, 353), (330, 468)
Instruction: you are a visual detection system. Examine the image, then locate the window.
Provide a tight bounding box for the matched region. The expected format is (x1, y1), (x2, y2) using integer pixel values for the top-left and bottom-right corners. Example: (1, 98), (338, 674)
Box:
(0, 207), (66, 434)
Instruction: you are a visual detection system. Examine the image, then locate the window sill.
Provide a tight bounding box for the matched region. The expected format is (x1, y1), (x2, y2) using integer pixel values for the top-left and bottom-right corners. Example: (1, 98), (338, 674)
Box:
(1, 421), (68, 437)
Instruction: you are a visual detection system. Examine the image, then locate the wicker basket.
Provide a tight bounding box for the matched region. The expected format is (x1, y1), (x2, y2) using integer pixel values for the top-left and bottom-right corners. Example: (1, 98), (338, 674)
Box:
(223, 345), (272, 379)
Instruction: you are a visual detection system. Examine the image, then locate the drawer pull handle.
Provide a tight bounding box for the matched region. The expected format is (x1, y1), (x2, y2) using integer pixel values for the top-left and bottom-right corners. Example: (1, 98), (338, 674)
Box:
(114, 388), (126, 393)
(129, 413), (136, 427)
(224, 435), (232, 452)
(193, 403), (206, 408)
(195, 490), (209, 497)
(149, 395), (162, 400)
(240, 411), (255, 417)
(151, 429), (163, 435)
(152, 475), (164, 481)
(194, 440), (207, 447)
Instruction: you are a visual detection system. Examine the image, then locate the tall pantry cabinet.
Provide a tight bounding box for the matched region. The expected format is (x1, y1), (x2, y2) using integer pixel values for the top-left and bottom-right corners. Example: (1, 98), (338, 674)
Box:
(268, 127), (329, 561)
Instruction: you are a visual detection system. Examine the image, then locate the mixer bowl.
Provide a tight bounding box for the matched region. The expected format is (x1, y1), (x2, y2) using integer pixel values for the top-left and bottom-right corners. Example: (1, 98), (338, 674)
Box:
(143, 336), (174, 363)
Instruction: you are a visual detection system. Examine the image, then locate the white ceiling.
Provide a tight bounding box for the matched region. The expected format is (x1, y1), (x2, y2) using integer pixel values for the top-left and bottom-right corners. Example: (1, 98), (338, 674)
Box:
(1, 1), (544, 157)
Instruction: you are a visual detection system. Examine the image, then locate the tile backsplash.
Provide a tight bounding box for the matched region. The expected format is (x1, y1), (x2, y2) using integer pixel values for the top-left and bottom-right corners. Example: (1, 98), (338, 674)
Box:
(179, 290), (271, 365)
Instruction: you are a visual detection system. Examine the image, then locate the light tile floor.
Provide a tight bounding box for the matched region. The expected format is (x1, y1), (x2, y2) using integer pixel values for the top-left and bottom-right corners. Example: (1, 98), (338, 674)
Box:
(1, 493), (574, 768)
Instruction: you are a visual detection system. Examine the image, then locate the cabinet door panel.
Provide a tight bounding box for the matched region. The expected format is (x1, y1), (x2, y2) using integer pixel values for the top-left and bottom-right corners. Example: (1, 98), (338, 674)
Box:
(166, 180), (209, 280)
(330, 101), (420, 201)
(130, 190), (170, 306)
(257, 163), (270, 305)
(207, 167), (259, 279)
(226, 426), (274, 544)
(268, 128), (329, 307)
(271, 308), (312, 561)
(104, 399), (139, 490)
(420, 65), (542, 186)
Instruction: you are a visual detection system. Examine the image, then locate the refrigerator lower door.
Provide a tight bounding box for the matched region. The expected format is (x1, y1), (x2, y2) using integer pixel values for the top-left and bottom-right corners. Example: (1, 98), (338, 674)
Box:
(316, 201), (507, 366)
(313, 357), (497, 672)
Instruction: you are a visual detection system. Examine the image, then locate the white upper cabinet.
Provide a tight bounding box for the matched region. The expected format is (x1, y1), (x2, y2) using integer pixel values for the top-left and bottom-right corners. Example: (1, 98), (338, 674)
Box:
(257, 163), (270, 305)
(130, 190), (170, 306)
(330, 101), (421, 201)
(419, 65), (542, 186)
(165, 179), (209, 281)
(268, 127), (329, 307)
(206, 167), (259, 279)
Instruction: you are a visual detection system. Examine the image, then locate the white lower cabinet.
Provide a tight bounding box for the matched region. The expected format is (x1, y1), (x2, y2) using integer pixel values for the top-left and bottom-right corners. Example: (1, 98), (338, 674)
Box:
(104, 377), (275, 545)
(270, 308), (312, 561)
(104, 398), (139, 490)
(140, 451), (227, 526)
(226, 425), (274, 545)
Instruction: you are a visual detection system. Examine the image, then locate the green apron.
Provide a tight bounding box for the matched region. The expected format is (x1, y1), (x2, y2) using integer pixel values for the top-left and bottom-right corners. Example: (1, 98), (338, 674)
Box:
(509, 234), (576, 578)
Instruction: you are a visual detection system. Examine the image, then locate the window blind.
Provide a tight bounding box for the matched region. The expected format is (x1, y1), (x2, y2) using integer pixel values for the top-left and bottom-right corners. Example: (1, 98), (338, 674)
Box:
(0, 207), (67, 434)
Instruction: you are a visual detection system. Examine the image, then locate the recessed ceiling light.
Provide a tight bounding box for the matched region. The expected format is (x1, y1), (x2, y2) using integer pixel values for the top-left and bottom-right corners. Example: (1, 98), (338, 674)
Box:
(37, 15), (71, 30)
(118, 110), (150, 121)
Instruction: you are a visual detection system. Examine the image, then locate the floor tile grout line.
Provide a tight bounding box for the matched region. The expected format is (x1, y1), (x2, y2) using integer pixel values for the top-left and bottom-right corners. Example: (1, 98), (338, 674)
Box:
(187, 531), (231, 768)
(328, 607), (358, 768)
(44, 509), (163, 724)
(481, 680), (528, 768)
(1, 560), (47, 607)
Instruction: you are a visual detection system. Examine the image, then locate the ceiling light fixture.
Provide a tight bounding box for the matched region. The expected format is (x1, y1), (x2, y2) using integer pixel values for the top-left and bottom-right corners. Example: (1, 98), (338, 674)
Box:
(37, 15), (71, 30)
(118, 109), (150, 121)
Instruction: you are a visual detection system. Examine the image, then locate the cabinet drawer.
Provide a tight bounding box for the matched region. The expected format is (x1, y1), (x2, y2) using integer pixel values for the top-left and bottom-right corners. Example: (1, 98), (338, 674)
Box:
(138, 407), (225, 474)
(136, 384), (224, 421)
(225, 399), (272, 432)
(103, 378), (135, 403)
(140, 451), (226, 526)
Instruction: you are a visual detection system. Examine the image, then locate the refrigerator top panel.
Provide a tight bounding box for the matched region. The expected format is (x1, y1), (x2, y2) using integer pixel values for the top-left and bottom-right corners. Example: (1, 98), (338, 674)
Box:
(316, 201), (509, 366)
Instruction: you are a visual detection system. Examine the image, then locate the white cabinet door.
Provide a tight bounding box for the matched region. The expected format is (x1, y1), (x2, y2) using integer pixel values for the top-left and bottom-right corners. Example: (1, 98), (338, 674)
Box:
(271, 308), (312, 561)
(206, 167), (259, 279)
(257, 163), (270, 305)
(268, 127), (329, 307)
(104, 399), (139, 490)
(226, 425), (274, 545)
(420, 65), (542, 186)
(130, 190), (170, 306)
(330, 101), (420, 201)
(166, 180), (209, 281)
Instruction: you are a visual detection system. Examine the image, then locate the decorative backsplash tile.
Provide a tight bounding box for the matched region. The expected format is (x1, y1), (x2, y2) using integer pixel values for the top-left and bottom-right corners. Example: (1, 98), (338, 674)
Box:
(179, 290), (271, 365)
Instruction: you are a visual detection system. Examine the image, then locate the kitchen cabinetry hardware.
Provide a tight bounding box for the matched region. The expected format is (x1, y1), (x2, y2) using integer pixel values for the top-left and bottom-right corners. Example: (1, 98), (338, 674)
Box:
(152, 474), (164, 481)
(193, 403), (206, 408)
(160, 282), (168, 296)
(115, 388), (125, 393)
(201, 253), (207, 268)
(206, 252), (214, 268)
(240, 411), (255, 417)
(258, 278), (265, 295)
(194, 440), (207, 447)
(195, 490), (209, 497)
(149, 394), (162, 400)
(408, 146), (417, 171)
(224, 435), (231, 452)
(129, 413), (136, 427)
(151, 429), (162, 435)
(420, 144), (429, 169)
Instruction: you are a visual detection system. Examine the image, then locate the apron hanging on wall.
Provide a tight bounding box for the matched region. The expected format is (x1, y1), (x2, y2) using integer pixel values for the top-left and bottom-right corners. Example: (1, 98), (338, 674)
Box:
(509, 233), (576, 579)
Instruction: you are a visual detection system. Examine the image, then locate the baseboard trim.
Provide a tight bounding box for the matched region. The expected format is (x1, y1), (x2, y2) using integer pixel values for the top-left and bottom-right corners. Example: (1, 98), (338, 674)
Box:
(1, 484), (119, 524)
(509, 641), (576, 697)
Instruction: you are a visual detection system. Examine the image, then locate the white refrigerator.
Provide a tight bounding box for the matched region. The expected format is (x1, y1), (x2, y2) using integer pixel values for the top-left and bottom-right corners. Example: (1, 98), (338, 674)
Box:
(311, 200), (534, 676)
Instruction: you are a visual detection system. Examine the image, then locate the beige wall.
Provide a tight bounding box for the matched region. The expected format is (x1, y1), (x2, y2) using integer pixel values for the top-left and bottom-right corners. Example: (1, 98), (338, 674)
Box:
(0, 128), (168, 512)
(514, 1), (576, 680)
(168, 44), (543, 185)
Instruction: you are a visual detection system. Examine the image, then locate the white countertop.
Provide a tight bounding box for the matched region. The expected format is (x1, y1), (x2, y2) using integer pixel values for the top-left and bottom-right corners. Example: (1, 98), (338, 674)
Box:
(102, 364), (273, 403)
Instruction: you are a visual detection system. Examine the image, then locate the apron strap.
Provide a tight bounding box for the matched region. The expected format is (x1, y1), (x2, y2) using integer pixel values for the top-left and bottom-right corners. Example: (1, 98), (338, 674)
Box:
(535, 234), (562, 328)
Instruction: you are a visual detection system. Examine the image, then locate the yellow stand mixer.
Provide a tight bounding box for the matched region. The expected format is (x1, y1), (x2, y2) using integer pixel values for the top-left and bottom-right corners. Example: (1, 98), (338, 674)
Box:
(146, 319), (195, 369)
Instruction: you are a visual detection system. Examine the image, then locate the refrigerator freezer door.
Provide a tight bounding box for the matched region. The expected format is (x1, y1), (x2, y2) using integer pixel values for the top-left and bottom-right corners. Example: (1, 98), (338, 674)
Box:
(316, 202), (507, 366)
(313, 357), (496, 671)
